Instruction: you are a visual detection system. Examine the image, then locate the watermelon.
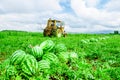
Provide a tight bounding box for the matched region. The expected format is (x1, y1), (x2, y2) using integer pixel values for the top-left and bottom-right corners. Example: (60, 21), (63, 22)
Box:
(90, 38), (98, 42)
(81, 40), (88, 44)
(38, 60), (50, 70)
(31, 45), (43, 59)
(69, 52), (78, 62)
(21, 54), (39, 75)
(40, 40), (55, 52)
(0, 59), (11, 79)
(69, 52), (78, 59)
(55, 43), (67, 53)
(42, 53), (59, 64)
(57, 52), (70, 63)
(5, 65), (17, 78)
(85, 39), (90, 43)
(10, 50), (26, 65)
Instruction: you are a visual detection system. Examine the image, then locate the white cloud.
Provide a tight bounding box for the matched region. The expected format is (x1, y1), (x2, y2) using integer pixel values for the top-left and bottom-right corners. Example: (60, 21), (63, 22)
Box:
(0, 0), (62, 13)
(0, 0), (34, 13)
(0, 0), (120, 33)
(0, 21), (43, 32)
(71, 0), (101, 19)
(71, 0), (120, 31)
(104, 0), (120, 12)
(0, 0), (63, 32)
(35, 0), (62, 11)
(85, 0), (100, 7)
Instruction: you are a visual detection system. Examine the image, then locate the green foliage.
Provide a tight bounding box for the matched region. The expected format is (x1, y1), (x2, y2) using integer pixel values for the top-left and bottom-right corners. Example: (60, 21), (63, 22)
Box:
(0, 30), (120, 80)
(0, 58), (10, 70)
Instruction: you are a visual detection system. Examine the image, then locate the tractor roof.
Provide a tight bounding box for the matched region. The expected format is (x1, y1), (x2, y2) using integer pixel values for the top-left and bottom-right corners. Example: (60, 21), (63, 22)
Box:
(48, 18), (62, 22)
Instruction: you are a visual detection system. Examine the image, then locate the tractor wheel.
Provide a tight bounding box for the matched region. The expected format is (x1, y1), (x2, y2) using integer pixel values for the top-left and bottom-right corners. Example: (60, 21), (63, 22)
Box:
(43, 30), (46, 37)
(56, 29), (62, 37)
(43, 29), (51, 37)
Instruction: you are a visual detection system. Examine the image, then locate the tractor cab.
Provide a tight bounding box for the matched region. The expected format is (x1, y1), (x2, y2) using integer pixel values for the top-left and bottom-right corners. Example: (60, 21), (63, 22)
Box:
(43, 18), (66, 37)
(47, 19), (63, 29)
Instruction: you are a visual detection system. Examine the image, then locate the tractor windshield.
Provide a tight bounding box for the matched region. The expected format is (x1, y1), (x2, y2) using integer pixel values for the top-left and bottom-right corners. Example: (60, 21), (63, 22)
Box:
(56, 21), (62, 27)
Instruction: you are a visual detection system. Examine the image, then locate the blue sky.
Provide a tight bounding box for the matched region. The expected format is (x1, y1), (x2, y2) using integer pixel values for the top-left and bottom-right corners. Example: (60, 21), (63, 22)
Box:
(97, 0), (110, 9)
(60, 0), (73, 13)
(0, 0), (120, 33)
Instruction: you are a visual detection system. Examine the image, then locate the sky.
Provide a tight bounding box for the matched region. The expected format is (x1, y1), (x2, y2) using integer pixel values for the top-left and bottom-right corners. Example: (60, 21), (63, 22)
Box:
(0, 0), (120, 33)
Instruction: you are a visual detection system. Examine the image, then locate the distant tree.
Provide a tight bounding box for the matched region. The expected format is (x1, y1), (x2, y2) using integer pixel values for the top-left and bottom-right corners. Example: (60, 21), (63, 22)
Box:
(114, 30), (119, 34)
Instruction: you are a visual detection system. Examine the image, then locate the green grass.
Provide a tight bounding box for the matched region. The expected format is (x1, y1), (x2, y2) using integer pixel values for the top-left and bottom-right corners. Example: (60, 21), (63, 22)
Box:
(0, 30), (120, 79)
(0, 30), (108, 60)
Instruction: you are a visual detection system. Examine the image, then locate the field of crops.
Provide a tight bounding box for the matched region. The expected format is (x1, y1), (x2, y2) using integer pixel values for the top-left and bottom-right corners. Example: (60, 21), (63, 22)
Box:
(0, 30), (120, 80)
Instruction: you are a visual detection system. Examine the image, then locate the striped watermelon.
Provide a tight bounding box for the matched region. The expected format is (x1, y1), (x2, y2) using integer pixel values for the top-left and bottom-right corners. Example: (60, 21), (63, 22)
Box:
(5, 65), (17, 78)
(90, 38), (98, 42)
(81, 39), (90, 44)
(57, 52), (70, 63)
(38, 60), (50, 70)
(31, 45), (43, 59)
(21, 54), (39, 75)
(10, 50), (26, 65)
(55, 43), (67, 53)
(40, 40), (55, 52)
(42, 53), (59, 64)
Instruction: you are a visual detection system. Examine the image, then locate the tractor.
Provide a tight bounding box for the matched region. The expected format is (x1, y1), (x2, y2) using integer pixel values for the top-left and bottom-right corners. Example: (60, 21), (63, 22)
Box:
(43, 18), (66, 37)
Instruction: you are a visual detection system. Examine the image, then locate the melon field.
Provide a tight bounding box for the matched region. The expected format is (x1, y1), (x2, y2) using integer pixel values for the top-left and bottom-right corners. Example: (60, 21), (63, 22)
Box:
(0, 30), (120, 80)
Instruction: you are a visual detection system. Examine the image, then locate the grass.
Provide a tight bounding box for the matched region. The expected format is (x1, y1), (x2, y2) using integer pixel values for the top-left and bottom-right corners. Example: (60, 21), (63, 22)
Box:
(0, 30), (120, 79)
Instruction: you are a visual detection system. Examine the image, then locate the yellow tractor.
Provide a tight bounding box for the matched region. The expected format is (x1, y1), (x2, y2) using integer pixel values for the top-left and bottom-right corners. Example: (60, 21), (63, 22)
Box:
(43, 18), (66, 37)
